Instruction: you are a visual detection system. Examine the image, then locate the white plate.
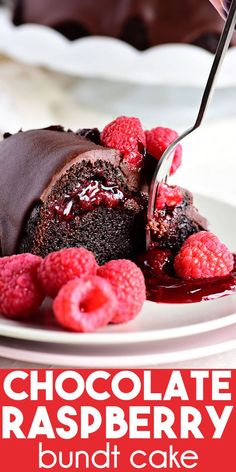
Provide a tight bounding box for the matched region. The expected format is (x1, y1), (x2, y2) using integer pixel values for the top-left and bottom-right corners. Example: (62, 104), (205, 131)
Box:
(1, 322), (236, 367)
(1, 7), (236, 87)
(0, 194), (235, 345)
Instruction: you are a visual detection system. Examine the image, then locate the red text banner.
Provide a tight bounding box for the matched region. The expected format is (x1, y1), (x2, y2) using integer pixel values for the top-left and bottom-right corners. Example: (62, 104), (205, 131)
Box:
(0, 369), (235, 471)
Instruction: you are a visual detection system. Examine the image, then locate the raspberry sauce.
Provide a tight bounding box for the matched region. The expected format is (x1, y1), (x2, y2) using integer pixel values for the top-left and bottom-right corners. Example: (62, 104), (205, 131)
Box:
(54, 178), (125, 220)
(143, 255), (236, 304)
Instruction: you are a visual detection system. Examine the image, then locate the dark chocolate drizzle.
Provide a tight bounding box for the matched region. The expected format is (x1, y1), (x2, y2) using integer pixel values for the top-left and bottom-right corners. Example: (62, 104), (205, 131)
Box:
(0, 127), (121, 256)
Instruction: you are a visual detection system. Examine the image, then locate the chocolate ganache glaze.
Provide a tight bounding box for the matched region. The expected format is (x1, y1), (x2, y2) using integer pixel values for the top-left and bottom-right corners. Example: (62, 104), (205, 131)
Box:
(12, 0), (236, 52)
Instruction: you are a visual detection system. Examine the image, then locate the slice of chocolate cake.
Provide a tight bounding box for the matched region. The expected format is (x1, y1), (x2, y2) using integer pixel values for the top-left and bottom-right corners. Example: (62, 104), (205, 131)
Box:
(0, 122), (208, 265)
(0, 126), (147, 263)
(12, 0), (236, 52)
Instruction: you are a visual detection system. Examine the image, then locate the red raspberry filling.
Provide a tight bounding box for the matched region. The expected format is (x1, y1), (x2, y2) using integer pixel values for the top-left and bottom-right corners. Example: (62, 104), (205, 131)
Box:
(53, 178), (125, 221)
(138, 249), (173, 278)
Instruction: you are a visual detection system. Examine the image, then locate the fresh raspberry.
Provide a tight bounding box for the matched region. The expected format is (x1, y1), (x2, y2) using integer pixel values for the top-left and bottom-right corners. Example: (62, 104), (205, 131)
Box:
(53, 276), (118, 332)
(38, 247), (98, 298)
(138, 249), (173, 278)
(101, 116), (146, 169)
(97, 259), (146, 323)
(145, 126), (182, 175)
(174, 231), (234, 280)
(0, 254), (44, 319)
(155, 183), (183, 210)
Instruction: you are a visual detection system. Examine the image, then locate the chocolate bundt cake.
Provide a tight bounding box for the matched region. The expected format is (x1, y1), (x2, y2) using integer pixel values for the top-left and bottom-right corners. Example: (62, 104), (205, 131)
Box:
(0, 126), (148, 263)
(149, 188), (208, 254)
(12, 0), (236, 52)
(0, 125), (207, 264)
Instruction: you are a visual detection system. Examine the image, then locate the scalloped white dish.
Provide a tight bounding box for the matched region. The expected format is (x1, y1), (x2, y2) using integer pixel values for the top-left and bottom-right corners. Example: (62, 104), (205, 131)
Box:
(1, 322), (236, 366)
(1, 7), (236, 87)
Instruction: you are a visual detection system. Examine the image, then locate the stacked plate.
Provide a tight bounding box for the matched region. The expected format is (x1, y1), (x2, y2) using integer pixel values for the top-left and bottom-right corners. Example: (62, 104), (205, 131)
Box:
(1, 295), (236, 367)
(0, 195), (235, 367)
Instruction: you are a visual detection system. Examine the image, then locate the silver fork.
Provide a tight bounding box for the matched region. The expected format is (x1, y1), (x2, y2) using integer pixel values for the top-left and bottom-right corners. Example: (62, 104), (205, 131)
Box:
(147, 0), (236, 249)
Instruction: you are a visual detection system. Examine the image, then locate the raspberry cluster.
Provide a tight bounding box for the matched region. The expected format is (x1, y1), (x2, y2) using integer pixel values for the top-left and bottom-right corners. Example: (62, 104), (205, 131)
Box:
(0, 248), (146, 332)
(0, 232), (233, 331)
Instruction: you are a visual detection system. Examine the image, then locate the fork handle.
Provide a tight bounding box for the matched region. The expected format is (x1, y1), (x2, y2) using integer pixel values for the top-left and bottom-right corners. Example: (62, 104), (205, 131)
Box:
(147, 0), (236, 249)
